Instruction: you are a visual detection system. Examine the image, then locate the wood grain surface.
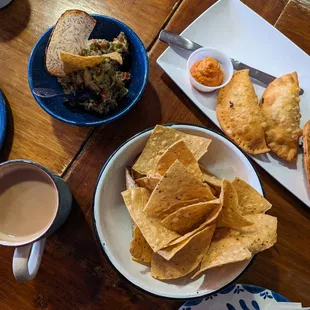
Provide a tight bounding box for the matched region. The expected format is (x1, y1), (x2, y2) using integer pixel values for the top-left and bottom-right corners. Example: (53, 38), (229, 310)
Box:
(0, 0), (179, 175)
(242, 0), (289, 24)
(275, 0), (310, 54)
(0, 0), (310, 309)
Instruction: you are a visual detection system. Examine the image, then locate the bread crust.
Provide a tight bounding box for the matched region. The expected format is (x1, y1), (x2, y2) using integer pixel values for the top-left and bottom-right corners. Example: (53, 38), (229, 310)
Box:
(45, 10), (96, 77)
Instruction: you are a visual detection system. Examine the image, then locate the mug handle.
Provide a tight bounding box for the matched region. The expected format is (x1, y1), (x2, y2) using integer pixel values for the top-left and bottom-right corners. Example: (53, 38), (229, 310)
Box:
(12, 238), (46, 281)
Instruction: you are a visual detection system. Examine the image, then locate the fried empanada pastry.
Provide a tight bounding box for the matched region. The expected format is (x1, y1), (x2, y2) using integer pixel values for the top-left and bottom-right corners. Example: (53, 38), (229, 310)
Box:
(216, 70), (269, 155)
(260, 72), (302, 162)
(303, 121), (310, 186)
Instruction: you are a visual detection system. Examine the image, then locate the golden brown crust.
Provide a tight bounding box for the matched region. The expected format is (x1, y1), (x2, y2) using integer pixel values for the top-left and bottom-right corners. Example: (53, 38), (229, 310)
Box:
(216, 70), (269, 155)
(303, 121), (310, 186)
(260, 72), (302, 162)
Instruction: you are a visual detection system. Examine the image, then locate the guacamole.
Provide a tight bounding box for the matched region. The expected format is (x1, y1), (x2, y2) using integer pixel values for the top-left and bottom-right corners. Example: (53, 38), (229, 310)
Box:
(58, 32), (130, 115)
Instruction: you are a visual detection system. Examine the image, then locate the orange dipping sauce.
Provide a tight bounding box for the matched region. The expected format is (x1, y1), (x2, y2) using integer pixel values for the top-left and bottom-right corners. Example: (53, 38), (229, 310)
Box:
(190, 57), (223, 87)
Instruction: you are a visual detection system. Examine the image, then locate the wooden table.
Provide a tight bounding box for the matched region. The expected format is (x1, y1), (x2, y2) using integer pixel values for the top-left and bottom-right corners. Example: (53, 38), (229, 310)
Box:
(0, 0), (310, 308)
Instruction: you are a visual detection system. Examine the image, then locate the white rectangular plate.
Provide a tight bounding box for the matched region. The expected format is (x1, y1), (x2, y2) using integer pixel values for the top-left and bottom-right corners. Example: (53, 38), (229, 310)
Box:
(157, 0), (310, 207)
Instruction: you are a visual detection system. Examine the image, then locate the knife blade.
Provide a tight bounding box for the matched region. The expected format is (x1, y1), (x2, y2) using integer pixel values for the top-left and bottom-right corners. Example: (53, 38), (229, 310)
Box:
(159, 30), (304, 95)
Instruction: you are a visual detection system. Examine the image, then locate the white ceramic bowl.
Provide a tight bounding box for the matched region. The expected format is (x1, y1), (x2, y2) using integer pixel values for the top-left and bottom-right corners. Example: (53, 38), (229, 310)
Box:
(187, 47), (233, 92)
(93, 124), (263, 300)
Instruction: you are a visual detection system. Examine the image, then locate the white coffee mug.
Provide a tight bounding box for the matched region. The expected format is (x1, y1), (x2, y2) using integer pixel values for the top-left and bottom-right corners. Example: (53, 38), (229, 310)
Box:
(0, 160), (72, 281)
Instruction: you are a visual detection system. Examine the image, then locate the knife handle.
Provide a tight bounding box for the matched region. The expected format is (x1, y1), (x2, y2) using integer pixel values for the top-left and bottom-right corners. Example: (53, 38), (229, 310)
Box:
(238, 62), (276, 85)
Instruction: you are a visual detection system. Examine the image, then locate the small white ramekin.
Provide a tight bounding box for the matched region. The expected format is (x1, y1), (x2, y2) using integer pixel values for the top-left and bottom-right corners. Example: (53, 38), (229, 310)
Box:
(187, 47), (233, 92)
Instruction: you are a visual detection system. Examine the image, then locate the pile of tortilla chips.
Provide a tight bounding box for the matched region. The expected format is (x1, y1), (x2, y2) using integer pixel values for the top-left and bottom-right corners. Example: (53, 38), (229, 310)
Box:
(121, 125), (277, 280)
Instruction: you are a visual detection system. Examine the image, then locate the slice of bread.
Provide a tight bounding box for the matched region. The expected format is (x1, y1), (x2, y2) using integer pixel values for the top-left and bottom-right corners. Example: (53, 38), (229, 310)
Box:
(45, 10), (96, 77)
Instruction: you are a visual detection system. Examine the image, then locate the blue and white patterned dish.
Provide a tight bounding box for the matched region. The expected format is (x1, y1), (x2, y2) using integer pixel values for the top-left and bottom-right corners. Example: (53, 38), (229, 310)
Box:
(180, 284), (289, 310)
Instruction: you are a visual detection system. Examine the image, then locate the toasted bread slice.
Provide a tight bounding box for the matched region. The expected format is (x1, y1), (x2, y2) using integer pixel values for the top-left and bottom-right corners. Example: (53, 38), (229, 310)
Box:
(303, 121), (310, 186)
(45, 10), (96, 77)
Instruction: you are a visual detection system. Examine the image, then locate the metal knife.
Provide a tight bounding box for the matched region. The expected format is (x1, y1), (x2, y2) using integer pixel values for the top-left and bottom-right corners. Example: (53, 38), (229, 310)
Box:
(159, 30), (304, 95)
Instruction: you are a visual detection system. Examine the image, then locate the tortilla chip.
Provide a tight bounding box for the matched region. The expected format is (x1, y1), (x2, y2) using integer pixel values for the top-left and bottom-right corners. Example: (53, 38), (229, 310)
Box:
(60, 51), (122, 74)
(151, 224), (215, 280)
(130, 226), (153, 263)
(155, 140), (202, 178)
(181, 135), (211, 161)
(209, 186), (219, 197)
(158, 199), (201, 219)
(135, 175), (161, 193)
(233, 214), (277, 254)
(133, 125), (185, 176)
(167, 200), (223, 247)
(126, 167), (137, 190)
(217, 180), (253, 228)
(144, 160), (215, 217)
(192, 228), (252, 278)
(203, 174), (222, 190)
(132, 257), (150, 265)
(200, 166), (222, 191)
(216, 70), (269, 155)
(161, 199), (221, 234)
(125, 167), (137, 230)
(232, 177), (272, 215)
(121, 188), (180, 252)
(260, 72), (301, 162)
(132, 125), (211, 175)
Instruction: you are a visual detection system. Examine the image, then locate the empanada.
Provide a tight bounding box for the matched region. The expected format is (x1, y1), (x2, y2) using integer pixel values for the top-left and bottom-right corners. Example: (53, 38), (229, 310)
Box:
(260, 72), (302, 162)
(216, 70), (269, 155)
(303, 120), (310, 186)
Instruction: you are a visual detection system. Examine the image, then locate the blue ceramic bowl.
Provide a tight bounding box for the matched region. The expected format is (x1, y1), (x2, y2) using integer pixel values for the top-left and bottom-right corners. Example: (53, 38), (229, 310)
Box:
(0, 90), (7, 150)
(28, 15), (149, 126)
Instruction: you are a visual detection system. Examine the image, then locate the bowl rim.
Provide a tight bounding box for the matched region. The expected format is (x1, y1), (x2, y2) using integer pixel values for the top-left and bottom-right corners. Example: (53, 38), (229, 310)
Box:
(0, 90), (7, 150)
(187, 47), (234, 92)
(92, 123), (264, 300)
(27, 14), (149, 126)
